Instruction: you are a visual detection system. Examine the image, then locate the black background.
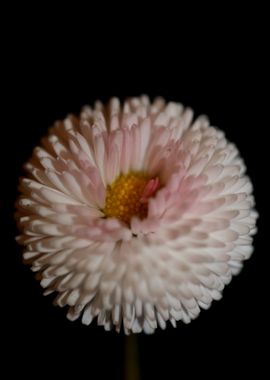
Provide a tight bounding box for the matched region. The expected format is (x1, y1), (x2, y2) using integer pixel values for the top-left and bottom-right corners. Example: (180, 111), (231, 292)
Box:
(2, 12), (268, 379)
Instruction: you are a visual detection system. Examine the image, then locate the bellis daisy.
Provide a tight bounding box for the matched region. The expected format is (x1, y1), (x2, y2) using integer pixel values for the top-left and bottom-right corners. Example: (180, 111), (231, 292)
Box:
(16, 96), (258, 334)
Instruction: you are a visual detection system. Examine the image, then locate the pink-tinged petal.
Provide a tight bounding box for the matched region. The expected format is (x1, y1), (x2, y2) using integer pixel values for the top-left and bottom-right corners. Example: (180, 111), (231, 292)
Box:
(140, 177), (160, 204)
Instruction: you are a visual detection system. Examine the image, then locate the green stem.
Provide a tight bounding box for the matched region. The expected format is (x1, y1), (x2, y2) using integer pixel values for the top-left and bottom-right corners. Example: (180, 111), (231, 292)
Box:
(125, 334), (140, 380)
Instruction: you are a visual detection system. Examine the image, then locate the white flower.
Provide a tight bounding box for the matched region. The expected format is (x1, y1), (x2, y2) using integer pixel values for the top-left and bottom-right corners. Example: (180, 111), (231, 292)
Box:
(16, 96), (258, 334)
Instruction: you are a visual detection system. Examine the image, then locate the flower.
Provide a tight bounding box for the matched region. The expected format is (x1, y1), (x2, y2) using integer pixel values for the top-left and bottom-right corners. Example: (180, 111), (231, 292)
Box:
(16, 96), (258, 334)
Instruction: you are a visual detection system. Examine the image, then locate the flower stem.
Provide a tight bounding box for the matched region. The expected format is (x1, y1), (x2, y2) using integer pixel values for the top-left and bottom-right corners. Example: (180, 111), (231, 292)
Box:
(125, 334), (140, 380)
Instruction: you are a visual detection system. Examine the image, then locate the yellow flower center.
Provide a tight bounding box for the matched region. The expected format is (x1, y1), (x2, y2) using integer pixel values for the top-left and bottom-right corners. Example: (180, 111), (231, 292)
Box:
(103, 172), (159, 225)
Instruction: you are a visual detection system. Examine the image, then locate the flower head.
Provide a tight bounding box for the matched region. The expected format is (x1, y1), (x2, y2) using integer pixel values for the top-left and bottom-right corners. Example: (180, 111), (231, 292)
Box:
(16, 96), (258, 334)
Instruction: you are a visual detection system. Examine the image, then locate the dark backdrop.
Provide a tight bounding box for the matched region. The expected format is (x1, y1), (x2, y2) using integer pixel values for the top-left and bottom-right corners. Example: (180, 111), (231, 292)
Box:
(2, 20), (267, 379)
